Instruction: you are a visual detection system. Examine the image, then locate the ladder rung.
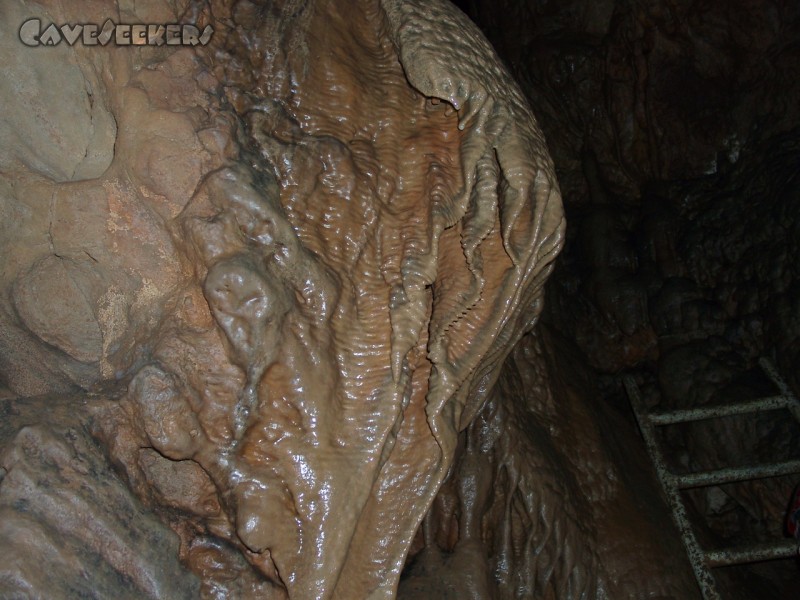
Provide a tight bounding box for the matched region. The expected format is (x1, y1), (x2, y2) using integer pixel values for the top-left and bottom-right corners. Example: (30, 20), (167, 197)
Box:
(705, 540), (798, 567)
(759, 357), (800, 423)
(673, 459), (800, 489)
(759, 357), (794, 397)
(649, 395), (789, 425)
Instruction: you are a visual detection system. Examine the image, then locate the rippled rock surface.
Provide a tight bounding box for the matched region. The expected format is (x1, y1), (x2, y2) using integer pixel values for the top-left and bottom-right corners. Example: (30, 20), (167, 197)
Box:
(0, 0), (716, 598)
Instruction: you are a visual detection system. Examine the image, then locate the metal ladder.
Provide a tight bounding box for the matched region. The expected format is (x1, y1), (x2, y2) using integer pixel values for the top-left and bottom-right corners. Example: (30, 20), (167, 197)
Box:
(623, 357), (800, 600)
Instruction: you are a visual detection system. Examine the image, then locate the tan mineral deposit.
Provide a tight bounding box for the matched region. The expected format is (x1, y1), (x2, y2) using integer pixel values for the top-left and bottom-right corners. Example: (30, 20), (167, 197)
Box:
(4, 0), (797, 598)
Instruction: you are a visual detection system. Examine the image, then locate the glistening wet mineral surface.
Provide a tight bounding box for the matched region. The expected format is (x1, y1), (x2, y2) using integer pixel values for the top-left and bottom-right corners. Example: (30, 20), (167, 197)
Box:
(1, 0), (798, 598)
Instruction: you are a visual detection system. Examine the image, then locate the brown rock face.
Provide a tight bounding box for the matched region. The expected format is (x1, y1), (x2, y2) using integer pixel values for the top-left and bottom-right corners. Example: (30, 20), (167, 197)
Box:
(0, 396), (201, 599)
(0, 0), (569, 597)
(0, 0), (704, 598)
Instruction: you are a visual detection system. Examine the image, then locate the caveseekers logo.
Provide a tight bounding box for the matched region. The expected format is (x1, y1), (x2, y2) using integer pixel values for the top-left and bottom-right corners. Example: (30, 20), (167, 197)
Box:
(19, 18), (214, 47)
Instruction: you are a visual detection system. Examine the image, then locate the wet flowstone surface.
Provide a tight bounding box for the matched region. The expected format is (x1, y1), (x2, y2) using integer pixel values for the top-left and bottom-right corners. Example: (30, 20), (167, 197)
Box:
(1, 0), (798, 598)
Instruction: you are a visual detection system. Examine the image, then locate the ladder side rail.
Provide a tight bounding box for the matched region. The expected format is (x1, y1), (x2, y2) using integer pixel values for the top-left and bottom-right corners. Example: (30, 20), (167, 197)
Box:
(623, 377), (722, 600)
(759, 357), (800, 424)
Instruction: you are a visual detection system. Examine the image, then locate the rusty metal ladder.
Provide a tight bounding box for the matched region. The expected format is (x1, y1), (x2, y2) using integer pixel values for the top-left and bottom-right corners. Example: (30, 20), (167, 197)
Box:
(623, 357), (800, 600)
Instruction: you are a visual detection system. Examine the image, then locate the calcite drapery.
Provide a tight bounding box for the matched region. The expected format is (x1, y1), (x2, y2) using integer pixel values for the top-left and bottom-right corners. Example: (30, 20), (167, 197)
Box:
(0, 0), (567, 597)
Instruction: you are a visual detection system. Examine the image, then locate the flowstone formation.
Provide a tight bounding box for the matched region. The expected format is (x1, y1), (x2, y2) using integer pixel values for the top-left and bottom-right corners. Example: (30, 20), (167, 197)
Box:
(1, 0), (696, 598)
(97, 1), (567, 596)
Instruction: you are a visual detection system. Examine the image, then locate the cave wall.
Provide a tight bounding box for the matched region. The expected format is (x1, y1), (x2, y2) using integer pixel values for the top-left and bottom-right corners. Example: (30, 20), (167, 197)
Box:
(0, 0), (596, 598)
(452, 0), (800, 597)
(1, 0), (796, 598)
(401, 325), (698, 599)
(455, 0), (800, 381)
